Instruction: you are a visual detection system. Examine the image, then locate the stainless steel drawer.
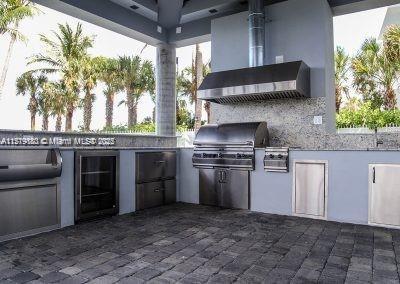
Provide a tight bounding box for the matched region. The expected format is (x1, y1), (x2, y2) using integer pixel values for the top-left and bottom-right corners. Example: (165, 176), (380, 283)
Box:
(136, 152), (176, 183)
(0, 183), (58, 237)
(136, 179), (176, 210)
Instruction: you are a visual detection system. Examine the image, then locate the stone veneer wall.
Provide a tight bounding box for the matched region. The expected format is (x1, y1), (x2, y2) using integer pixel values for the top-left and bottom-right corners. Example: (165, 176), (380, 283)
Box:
(0, 129), (176, 148)
(211, 97), (400, 150)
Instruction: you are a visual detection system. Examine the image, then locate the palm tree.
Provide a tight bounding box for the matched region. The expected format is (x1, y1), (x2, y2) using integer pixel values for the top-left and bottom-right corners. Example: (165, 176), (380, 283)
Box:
(37, 81), (56, 131)
(202, 62), (211, 123)
(383, 25), (400, 66)
(98, 57), (122, 128)
(43, 81), (66, 131)
(334, 46), (350, 112)
(15, 71), (47, 130)
(81, 56), (101, 131)
(0, 0), (37, 98)
(352, 38), (399, 110)
(177, 46), (208, 130)
(29, 23), (93, 131)
(118, 55), (155, 127)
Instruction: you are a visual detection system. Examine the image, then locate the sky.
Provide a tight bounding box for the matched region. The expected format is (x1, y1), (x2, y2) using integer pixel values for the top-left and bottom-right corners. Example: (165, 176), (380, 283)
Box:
(0, 3), (391, 131)
(0, 4), (211, 131)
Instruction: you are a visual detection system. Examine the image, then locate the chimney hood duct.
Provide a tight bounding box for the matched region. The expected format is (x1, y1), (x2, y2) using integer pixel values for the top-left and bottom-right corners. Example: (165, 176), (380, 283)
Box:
(197, 0), (311, 104)
(249, 0), (265, 67)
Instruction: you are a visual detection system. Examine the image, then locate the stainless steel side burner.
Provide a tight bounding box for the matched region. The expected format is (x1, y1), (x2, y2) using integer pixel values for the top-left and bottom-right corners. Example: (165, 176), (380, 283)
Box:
(264, 147), (289, 172)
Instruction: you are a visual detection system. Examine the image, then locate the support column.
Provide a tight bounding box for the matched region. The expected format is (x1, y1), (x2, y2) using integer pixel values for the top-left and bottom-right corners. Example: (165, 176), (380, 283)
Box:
(156, 43), (176, 136)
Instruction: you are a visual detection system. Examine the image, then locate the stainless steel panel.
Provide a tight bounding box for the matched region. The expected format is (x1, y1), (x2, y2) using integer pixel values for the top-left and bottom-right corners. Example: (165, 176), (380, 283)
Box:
(199, 169), (218, 206)
(199, 169), (250, 210)
(264, 147), (289, 172)
(0, 149), (62, 181)
(136, 152), (176, 183)
(136, 179), (176, 210)
(294, 162), (326, 217)
(370, 164), (400, 227)
(0, 184), (58, 236)
(193, 122), (269, 148)
(197, 61), (310, 104)
(219, 169), (249, 210)
(164, 179), (176, 205)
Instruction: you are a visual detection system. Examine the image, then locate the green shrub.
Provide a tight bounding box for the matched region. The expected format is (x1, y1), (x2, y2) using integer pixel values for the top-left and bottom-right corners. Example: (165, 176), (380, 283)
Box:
(336, 102), (400, 129)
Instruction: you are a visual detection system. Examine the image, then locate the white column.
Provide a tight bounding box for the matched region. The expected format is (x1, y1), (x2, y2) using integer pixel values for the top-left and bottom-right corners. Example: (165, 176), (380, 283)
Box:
(156, 43), (176, 136)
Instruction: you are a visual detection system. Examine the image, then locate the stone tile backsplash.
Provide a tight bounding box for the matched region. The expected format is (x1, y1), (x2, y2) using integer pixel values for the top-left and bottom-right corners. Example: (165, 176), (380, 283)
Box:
(211, 97), (400, 150)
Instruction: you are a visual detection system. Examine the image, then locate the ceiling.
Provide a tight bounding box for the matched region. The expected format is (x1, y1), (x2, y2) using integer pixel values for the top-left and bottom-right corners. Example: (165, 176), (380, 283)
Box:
(32, 0), (400, 46)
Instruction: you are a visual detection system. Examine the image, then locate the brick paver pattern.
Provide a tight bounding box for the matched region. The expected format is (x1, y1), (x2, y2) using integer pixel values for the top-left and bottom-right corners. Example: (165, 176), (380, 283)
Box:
(0, 204), (400, 283)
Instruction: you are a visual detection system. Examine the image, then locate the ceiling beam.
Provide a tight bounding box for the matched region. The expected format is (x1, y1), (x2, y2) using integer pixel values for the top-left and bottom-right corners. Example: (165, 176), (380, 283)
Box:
(32, 0), (167, 45)
(330, 0), (400, 15)
(157, 0), (184, 28)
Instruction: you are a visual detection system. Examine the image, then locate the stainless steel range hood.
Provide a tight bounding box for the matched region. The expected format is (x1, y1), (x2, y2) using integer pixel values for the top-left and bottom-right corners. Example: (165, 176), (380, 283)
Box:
(197, 61), (310, 104)
(197, 0), (310, 104)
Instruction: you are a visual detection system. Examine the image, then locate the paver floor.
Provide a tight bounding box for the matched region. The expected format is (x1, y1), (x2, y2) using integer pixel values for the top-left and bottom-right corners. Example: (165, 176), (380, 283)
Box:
(0, 203), (400, 283)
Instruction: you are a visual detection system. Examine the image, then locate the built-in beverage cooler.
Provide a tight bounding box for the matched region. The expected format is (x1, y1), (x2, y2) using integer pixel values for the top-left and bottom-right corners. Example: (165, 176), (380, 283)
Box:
(75, 151), (119, 222)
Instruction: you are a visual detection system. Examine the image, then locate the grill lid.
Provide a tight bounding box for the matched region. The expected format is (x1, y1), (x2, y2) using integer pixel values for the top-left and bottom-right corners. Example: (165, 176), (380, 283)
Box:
(197, 61), (310, 104)
(194, 122), (269, 148)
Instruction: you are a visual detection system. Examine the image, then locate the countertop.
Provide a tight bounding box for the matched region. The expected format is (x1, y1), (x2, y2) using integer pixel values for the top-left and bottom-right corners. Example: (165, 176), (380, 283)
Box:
(1, 146), (400, 152)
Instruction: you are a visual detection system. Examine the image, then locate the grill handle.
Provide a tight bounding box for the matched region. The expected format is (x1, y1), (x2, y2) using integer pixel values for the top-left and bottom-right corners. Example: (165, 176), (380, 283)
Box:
(193, 141), (254, 146)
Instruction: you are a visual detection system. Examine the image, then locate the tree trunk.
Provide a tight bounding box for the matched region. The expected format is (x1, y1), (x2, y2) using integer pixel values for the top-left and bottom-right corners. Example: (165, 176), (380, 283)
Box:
(42, 114), (49, 131)
(30, 111), (36, 131)
(127, 93), (137, 127)
(55, 115), (62, 132)
(204, 101), (211, 123)
(335, 87), (341, 113)
(384, 87), (396, 110)
(0, 33), (17, 99)
(83, 91), (94, 131)
(105, 92), (114, 128)
(65, 104), (74, 131)
(194, 44), (203, 131)
(28, 97), (38, 131)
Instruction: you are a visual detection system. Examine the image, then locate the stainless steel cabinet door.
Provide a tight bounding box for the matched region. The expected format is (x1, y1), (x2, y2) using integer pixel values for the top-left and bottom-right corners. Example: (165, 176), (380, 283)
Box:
(136, 179), (176, 210)
(199, 169), (218, 206)
(294, 161), (327, 218)
(219, 169), (249, 210)
(370, 164), (400, 227)
(136, 152), (176, 183)
(0, 184), (58, 236)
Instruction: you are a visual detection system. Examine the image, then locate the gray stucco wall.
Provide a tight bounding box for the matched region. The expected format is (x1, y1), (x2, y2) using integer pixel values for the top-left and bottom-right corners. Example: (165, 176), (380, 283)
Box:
(209, 0), (400, 149)
(60, 150), (75, 227)
(210, 0), (337, 148)
(177, 148), (400, 226)
(119, 150), (136, 214)
(178, 148), (199, 204)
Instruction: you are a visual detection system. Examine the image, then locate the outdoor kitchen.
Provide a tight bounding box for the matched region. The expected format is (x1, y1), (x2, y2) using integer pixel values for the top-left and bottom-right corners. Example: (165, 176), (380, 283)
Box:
(1, 0), (400, 283)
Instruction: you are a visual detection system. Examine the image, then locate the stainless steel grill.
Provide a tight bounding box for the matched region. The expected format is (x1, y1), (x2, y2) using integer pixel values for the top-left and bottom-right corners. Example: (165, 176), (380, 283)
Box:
(192, 122), (269, 210)
(192, 122), (269, 170)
